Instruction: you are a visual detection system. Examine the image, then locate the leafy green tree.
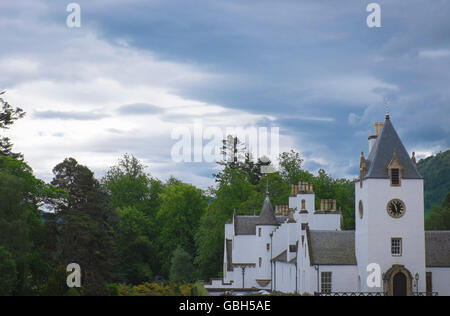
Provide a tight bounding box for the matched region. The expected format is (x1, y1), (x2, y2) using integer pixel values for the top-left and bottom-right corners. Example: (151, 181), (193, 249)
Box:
(195, 214), (225, 280)
(103, 154), (163, 279)
(117, 206), (155, 284)
(170, 246), (196, 283)
(279, 149), (313, 185)
(417, 150), (450, 212)
(157, 183), (207, 277)
(0, 156), (60, 295)
(103, 154), (163, 216)
(0, 247), (17, 296)
(426, 192), (450, 230)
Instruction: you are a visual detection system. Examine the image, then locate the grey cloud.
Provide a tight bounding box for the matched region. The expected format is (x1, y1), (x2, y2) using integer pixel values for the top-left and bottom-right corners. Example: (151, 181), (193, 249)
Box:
(34, 110), (108, 121)
(117, 103), (165, 116)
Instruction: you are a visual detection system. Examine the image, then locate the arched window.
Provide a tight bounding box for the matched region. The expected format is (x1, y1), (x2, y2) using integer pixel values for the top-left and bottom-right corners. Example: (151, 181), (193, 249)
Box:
(301, 199), (306, 210)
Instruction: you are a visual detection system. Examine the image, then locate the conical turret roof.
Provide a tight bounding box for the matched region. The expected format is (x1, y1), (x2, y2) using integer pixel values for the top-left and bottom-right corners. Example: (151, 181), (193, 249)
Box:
(365, 117), (422, 179)
(257, 193), (278, 226)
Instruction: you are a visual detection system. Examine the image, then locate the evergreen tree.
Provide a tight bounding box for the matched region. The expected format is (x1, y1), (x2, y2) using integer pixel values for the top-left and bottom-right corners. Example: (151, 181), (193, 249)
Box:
(0, 91), (25, 159)
(50, 158), (118, 295)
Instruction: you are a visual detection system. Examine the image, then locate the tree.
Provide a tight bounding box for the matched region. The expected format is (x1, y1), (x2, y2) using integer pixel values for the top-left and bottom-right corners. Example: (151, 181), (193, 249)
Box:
(0, 156), (59, 295)
(50, 158), (118, 295)
(157, 183), (207, 277)
(103, 154), (163, 279)
(0, 91), (25, 159)
(103, 154), (163, 216)
(417, 150), (450, 212)
(170, 247), (196, 283)
(279, 150), (312, 185)
(0, 247), (17, 296)
(117, 206), (155, 284)
(426, 192), (450, 230)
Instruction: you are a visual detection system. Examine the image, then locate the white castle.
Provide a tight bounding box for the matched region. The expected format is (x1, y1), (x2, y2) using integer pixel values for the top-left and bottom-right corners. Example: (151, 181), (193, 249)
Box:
(205, 115), (450, 296)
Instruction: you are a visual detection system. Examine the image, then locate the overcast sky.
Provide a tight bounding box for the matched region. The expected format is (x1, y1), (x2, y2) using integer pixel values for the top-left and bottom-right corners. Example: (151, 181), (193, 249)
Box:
(1, 0), (449, 188)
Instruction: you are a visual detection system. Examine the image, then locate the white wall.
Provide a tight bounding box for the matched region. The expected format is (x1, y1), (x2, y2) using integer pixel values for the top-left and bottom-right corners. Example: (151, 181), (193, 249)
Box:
(273, 262), (297, 293)
(427, 267), (450, 296)
(356, 178), (426, 293)
(289, 192), (315, 212)
(314, 265), (359, 293)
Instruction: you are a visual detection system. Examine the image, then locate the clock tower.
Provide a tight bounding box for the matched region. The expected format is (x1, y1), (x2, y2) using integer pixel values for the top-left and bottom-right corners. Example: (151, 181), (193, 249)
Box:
(355, 114), (425, 295)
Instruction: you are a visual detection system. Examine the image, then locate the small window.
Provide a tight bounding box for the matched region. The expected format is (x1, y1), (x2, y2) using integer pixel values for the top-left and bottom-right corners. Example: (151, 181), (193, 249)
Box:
(258, 228), (262, 237)
(321, 272), (332, 293)
(301, 199), (306, 210)
(259, 257), (262, 267)
(266, 243), (270, 251)
(391, 238), (402, 256)
(391, 168), (400, 186)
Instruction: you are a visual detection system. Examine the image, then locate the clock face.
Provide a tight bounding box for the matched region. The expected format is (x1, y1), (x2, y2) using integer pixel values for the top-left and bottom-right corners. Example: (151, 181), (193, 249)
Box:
(387, 199), (406, 218)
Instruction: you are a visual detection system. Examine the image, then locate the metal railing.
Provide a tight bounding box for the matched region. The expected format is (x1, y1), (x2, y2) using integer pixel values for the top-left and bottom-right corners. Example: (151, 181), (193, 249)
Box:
(413, 292), (438, 296)
(314, 292), (384, 296)
(315, 292), (438, 296)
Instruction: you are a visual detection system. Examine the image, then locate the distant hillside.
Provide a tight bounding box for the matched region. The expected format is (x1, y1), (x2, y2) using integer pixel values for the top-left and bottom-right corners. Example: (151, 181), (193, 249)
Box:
(416, 149), (450, 212)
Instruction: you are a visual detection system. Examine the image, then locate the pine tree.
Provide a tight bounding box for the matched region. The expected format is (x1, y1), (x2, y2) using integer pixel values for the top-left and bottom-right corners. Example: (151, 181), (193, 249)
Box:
(50, 158), (118, 295)
(0, 91), (25, 159)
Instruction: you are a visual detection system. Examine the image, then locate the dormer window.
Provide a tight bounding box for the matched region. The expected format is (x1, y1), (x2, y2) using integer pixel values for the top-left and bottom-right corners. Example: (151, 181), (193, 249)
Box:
(387, 150), (403, 187)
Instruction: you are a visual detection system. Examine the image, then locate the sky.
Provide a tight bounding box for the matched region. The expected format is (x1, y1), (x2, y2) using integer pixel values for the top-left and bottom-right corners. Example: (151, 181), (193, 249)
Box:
(1, 0), (449, 188)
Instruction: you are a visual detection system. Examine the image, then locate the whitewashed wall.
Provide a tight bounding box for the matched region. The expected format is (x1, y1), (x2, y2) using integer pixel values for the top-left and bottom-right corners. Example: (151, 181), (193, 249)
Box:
(427, 267), (450, 296)
(356, 178), (426, 293)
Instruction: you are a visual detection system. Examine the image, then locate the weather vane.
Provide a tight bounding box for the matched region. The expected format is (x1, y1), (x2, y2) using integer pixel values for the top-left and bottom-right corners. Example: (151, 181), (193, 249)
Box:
(384, 97), (390, 119)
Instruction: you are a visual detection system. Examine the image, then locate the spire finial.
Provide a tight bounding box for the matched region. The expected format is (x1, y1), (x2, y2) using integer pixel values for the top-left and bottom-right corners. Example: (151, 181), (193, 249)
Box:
(385, 97), (390, 119)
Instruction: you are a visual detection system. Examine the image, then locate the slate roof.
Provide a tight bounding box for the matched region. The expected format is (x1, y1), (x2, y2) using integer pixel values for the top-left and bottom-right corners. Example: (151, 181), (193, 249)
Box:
(425, 231), (450, 267)
(309, 231), (357, 265)
(257, 194), (279, 226)
(272, 250), (287, 263)
(365, 118), (422, 179)
(235, 216), (287, 235)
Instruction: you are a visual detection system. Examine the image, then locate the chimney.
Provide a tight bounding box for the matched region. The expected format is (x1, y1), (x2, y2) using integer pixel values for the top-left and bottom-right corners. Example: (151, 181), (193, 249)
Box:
(368, 122), (383, 154)
(411, 152), (416, 165)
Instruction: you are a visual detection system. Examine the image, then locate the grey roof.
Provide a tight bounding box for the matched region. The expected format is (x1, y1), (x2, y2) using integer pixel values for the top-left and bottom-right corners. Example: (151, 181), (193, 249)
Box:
(425, 231), (450, 267)
(257, 194), (279, 226)
(235, 215), (287, 235)
(309, 231), (357, 265)
(365, 118), (422, 179)
(272, 250), (287, 262)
